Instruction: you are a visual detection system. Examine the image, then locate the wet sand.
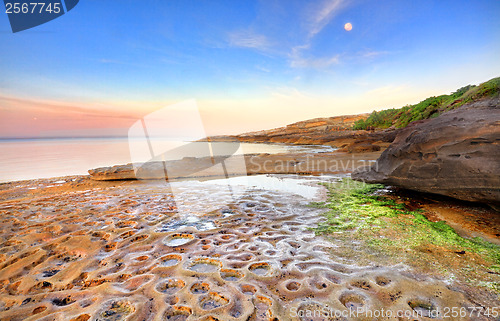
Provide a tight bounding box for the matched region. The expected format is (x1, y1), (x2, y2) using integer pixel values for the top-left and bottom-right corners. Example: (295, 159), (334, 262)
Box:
(0, 171), (499, 320)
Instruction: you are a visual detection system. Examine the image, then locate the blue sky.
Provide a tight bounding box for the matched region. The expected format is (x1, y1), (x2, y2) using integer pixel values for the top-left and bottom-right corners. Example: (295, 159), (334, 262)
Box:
(0, 0), (499, 137)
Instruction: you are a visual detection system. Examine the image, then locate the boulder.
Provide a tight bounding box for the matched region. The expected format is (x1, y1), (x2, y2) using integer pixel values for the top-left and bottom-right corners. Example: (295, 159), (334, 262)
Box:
(352, 97), (500, 205)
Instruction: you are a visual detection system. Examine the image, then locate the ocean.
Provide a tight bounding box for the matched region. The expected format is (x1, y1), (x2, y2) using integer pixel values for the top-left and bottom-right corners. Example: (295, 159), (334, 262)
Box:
(0, 138), (333, 183)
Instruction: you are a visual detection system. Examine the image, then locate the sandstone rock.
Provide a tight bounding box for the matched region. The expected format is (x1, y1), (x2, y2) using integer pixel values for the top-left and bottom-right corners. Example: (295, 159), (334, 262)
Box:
(338, 142), (381, 153)
(352, 97), (500, 205)
(206, 113), (399, 153)
(89, 152), (383, 181)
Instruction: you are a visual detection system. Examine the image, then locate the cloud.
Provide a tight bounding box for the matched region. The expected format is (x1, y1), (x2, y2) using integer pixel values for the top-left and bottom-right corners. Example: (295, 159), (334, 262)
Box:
(255, 65), (271, 73)
(365, 85), (409, 96)
(0, 95), (140, 121)
(290, 54), (340, 68)
(228, 30), (270, 50)
(358, 50), (391, 59)
(289, 43), (340, 68)
(286, 0), (349, 69)
(99, 59), (123, 64)
(269, 86), (311, 100)
(224, 1), (350, 69)
(307, 0), (349, 38)
(98, 58), (150, 68)
(0, 95), (143, 138)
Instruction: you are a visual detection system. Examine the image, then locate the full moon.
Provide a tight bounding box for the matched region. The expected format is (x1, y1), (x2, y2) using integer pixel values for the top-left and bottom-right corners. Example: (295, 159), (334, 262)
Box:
(344, 22), (352, 31)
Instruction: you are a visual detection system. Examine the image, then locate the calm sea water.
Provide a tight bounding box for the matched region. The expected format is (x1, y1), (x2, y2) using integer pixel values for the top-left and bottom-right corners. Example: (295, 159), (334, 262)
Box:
(0, 138), (333, 183)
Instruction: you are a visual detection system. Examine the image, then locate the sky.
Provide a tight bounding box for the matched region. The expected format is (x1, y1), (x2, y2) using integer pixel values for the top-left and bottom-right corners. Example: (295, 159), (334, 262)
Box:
(0, 0), (499, 138)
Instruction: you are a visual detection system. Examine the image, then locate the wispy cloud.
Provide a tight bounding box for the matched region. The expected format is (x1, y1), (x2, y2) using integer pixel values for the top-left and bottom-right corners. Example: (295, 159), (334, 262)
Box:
(307, 0), (349, 38)
(288, 0), (350, 68)
(0, 95), (141, 138)
(365, 85), (410, 97)
(255, 65), (271, 73)
(359, 50), (391, 59)
(269, 86), (312, 100)
(290, 54), (340, 68)
(228, 30), (270, 50)
(289, 43), (340, 68)
(225, 0), (351, 69)
(98, 58), (150, 68)
(0, 94), (139, 119)
(99, 58), (123, 64)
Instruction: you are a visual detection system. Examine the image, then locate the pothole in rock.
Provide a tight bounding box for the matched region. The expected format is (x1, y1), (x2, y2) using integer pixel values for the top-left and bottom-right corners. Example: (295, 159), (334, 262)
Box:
(248, 262), (271, 276)
(163, 305), (192, 321)
(97, 299), (136, 321)
(42, 269), (60, 278)
(240, 284), (257, 295)
(220, 268), (244, 281)
(190, 282), (210, 294)
(158, 218), (216, 232)
(252, 295), (273, 319)
(375, 275), (391, 286)
(160, 254), (182, 267)
(286, 281), (301, 291)
(199, 292), (230, 310)
(339, 292), (366, 310)
(188, 258), (222, 273)
(156, 279), (186, 295)
(164, 233), (195, 247)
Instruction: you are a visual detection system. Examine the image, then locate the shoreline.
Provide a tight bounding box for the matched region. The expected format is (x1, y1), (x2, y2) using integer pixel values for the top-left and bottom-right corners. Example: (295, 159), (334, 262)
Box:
(2, 146), (498, 248)
(0, 146), (499, 319)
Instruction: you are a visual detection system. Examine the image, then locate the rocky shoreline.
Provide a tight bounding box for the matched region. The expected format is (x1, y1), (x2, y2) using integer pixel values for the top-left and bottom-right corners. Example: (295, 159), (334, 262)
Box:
(0, 89), (498, 320)
(353, 97), (500, 206)
(200, 96), (500, 208)
(1, 170), (499, 320)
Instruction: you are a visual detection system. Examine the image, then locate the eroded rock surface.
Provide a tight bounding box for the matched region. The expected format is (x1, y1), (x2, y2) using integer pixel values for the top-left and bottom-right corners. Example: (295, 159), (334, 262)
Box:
(352, 97), (500, 204)
(0, 175), (496, 320)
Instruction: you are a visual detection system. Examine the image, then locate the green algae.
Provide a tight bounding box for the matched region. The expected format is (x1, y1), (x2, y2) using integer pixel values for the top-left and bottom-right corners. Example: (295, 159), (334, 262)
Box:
(314, 178), (500, 293)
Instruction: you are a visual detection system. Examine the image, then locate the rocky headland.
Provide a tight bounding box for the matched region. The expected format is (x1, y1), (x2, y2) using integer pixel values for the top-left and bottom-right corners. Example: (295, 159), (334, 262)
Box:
(201, 78), (500, 207)
(206, 114), (399, 153)
(352, 97), (500, 205)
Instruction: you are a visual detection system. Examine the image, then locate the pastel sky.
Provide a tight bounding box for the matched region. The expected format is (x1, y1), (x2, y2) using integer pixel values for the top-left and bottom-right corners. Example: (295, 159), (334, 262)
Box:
(1, 0), (499, 138)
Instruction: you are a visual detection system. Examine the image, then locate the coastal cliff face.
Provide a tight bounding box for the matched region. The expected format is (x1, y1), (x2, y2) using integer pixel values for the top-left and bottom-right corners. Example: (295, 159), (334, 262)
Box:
(352, 97), (500, 205)
(208, 113), (398, 152)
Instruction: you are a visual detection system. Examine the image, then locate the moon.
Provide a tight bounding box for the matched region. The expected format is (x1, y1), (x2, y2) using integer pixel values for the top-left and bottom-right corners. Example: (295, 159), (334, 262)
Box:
(344, 23), (352, 31)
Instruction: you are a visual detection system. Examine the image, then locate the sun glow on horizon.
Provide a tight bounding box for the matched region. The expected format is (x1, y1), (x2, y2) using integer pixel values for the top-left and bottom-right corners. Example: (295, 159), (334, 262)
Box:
(1, 1), (499, 138)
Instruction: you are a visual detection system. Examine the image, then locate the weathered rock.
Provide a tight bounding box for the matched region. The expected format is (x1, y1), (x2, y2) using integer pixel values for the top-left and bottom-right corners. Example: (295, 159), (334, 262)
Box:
(206, 114), (399, 152)
(352, 97), (500, 204)
(89, 152), (382, 181)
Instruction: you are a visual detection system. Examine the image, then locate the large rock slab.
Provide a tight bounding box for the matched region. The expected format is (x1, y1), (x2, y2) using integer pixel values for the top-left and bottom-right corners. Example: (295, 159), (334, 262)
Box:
(352, 97), (500, 204)
(89, 152), (383, 181)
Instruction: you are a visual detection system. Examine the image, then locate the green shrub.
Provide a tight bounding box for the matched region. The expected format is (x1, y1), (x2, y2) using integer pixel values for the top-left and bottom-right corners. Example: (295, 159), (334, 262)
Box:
(353, 77), (500, 130)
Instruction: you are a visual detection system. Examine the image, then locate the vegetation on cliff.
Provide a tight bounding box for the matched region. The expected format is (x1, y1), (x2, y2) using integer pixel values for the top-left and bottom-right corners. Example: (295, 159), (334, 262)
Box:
(353, 77), (500, 130)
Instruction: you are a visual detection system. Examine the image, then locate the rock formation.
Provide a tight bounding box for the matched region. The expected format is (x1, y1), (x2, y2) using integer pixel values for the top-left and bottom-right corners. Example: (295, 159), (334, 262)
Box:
(207, 114), (398, 152)
(352, 97), (500, 205)
(89, 152), (382, 181)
